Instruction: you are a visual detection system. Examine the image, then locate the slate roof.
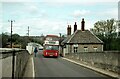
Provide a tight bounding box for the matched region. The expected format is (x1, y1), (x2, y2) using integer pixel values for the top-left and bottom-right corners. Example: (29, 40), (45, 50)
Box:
(61, 36), (71, 45)
(62, 30), (103, 44)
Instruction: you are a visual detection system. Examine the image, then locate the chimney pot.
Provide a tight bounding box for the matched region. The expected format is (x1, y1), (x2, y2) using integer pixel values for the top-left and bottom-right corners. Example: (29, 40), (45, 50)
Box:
(69, 25), (71, 35)
(81, 18), (85, 31)
(67, 25), (71, 36)
(74, 22), (77, 32)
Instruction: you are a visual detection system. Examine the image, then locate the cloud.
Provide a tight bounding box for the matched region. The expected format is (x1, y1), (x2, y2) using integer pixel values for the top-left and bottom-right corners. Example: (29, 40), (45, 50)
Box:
(2, 17), (67, 36)
(23, 3), (40, 14)
(1, 0), (119, 3)
(1, 1), (118, 36)
(95, 8), (118, 19)
(27, 5), (39, 14)
(21, 3), (48, 18)
(72, 10), (90, 18)
(1, 0), (34, 2)
(41, 0), (119, 3)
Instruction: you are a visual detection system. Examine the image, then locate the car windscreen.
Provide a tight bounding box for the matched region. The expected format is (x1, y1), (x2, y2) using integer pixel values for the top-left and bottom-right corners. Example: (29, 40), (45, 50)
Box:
(45, 46), (59, 50)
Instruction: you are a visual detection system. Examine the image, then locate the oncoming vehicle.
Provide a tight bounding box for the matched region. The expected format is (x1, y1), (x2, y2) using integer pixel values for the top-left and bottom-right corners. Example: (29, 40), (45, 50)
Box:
(43, 35), (59, 57)
(43, 45), (59, 57)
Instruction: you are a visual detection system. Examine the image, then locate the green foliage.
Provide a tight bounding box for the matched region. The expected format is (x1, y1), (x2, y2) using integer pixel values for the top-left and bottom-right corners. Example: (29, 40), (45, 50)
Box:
(93, 18), (116, 35)
(96, 34), (120, 51)
(1, 33), (44, 49)
(1, 33), (10, 47)
(30, 38), (44, 46)
(92, 18), (120, 51)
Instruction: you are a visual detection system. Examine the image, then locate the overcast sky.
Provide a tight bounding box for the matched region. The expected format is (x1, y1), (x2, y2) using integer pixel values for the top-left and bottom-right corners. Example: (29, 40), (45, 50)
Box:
(0, 0), (119, 36)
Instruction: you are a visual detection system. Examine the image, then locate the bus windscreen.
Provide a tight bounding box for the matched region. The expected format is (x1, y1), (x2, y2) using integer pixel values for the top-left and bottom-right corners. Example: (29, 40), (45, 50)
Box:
(45, 46), (59, 50)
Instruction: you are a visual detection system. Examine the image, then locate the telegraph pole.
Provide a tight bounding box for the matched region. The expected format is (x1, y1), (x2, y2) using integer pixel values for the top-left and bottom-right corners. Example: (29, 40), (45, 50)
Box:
(59, 33), (61, 46)
(27, 26), (30, 43)
(27, 26), (30, 37)
(59, 33), (62, 56)
(8, 20), (15, 48)
(8, 20), (15, 79)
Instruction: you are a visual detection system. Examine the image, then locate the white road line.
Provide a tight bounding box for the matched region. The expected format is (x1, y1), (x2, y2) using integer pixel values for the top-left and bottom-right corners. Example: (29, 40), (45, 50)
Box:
(62, 57), (119, 78)
(32, 57), (35, 78)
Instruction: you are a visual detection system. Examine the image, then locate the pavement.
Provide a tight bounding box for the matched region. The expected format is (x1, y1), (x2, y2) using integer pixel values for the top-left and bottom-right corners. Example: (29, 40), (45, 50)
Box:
(23, 55), (34, 78)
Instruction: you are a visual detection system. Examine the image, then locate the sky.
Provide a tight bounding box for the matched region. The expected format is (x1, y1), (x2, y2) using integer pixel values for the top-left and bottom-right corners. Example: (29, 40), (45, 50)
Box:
(0, 0), (119, 36)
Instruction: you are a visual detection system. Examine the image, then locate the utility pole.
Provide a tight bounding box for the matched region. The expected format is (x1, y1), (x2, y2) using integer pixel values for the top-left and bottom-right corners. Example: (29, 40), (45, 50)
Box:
(59, 33), (61, 46)
(8, 20), (15, 79)
(27, 26), (30, 43)
(59, 33), (62, 56)
(8, 20), (15, 48)
(27, 26), (30, 37)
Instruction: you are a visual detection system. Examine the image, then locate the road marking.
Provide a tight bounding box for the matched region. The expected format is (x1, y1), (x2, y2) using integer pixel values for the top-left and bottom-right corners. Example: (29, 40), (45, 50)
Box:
(32, 57), (35, 78)
(62, 57), (119, 78)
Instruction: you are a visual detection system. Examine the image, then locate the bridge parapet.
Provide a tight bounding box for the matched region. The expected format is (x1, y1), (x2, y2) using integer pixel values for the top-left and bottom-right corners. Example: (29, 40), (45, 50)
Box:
(65, 51), (120, 75)
(0, 48), (30, 78)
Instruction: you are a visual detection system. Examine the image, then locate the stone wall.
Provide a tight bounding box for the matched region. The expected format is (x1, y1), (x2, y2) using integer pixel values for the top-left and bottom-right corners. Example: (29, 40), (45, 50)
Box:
(65, 51), (120, 74)
(0, 48), (30, 78)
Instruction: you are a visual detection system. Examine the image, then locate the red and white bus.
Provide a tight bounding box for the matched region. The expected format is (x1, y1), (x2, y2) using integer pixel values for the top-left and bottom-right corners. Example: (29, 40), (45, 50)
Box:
(43, 35), (59, 57)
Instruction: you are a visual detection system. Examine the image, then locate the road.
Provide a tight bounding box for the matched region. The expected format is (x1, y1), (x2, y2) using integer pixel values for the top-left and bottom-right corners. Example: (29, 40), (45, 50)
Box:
(33, 50), (113, 78)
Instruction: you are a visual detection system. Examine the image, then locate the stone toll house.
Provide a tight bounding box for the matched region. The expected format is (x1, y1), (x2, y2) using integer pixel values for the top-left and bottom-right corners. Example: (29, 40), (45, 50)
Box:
(61, 18), (104, 55)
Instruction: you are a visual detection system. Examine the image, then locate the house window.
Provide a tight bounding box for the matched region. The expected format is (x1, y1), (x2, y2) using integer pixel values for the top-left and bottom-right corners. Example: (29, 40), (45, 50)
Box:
(93, 47), (97, 52)
(74, 47), (78, 53)
(84, 47), (88, 52)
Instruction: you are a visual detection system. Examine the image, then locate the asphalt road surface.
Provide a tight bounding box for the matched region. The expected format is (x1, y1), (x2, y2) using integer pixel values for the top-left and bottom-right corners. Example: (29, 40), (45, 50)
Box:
(33, 50), (114, 79)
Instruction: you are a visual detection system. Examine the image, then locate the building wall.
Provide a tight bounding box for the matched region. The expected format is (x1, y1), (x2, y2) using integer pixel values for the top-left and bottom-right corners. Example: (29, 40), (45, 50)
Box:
(78, 44), (103, 52)
(67, 44), (103, 53)
(63, 44), (103, 54)
(63, 45), (71, 54)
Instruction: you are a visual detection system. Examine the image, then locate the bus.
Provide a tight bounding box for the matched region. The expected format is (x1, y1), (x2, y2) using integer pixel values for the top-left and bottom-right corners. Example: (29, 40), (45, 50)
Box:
(43, 35), (59, 57)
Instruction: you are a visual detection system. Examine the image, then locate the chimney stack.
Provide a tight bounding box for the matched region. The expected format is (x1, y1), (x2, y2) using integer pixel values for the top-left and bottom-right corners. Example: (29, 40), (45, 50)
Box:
(67, 25), (71, 36)
(74, 22), (77, 32)
(69, 25), (71, 35)
(81, 18), (85, 31)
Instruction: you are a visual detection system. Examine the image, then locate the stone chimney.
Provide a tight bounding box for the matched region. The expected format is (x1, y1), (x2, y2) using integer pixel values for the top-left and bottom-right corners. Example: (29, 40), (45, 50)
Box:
(69, 25), (71, 35)
(67, 25), (71, 36)
(81, 18), (85, 31)
(74, 22), (77, 32)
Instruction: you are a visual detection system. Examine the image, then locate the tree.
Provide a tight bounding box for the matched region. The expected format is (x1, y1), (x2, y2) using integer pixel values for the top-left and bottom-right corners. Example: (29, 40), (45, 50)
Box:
(12, 34), (20, 44)
(91, 18), (120, 51)
(106, 19), (116, 34)
(93, 19), (116, 36)
(1, 33), (10, 47)
(94, 21), (101, 34)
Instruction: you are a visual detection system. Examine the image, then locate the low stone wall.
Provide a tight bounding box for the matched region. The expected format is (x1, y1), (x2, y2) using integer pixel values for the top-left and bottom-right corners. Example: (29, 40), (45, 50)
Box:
(65, 51), (120, 74)
(0, 48), (30, 78)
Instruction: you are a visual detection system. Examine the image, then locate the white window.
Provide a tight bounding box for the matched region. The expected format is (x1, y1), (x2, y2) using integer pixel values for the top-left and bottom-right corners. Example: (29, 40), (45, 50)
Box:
(84, 47), (88, 52)
(73, 44), (78, 53)
(74, 47), (78, 53)
(94, 47), (97, 52)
